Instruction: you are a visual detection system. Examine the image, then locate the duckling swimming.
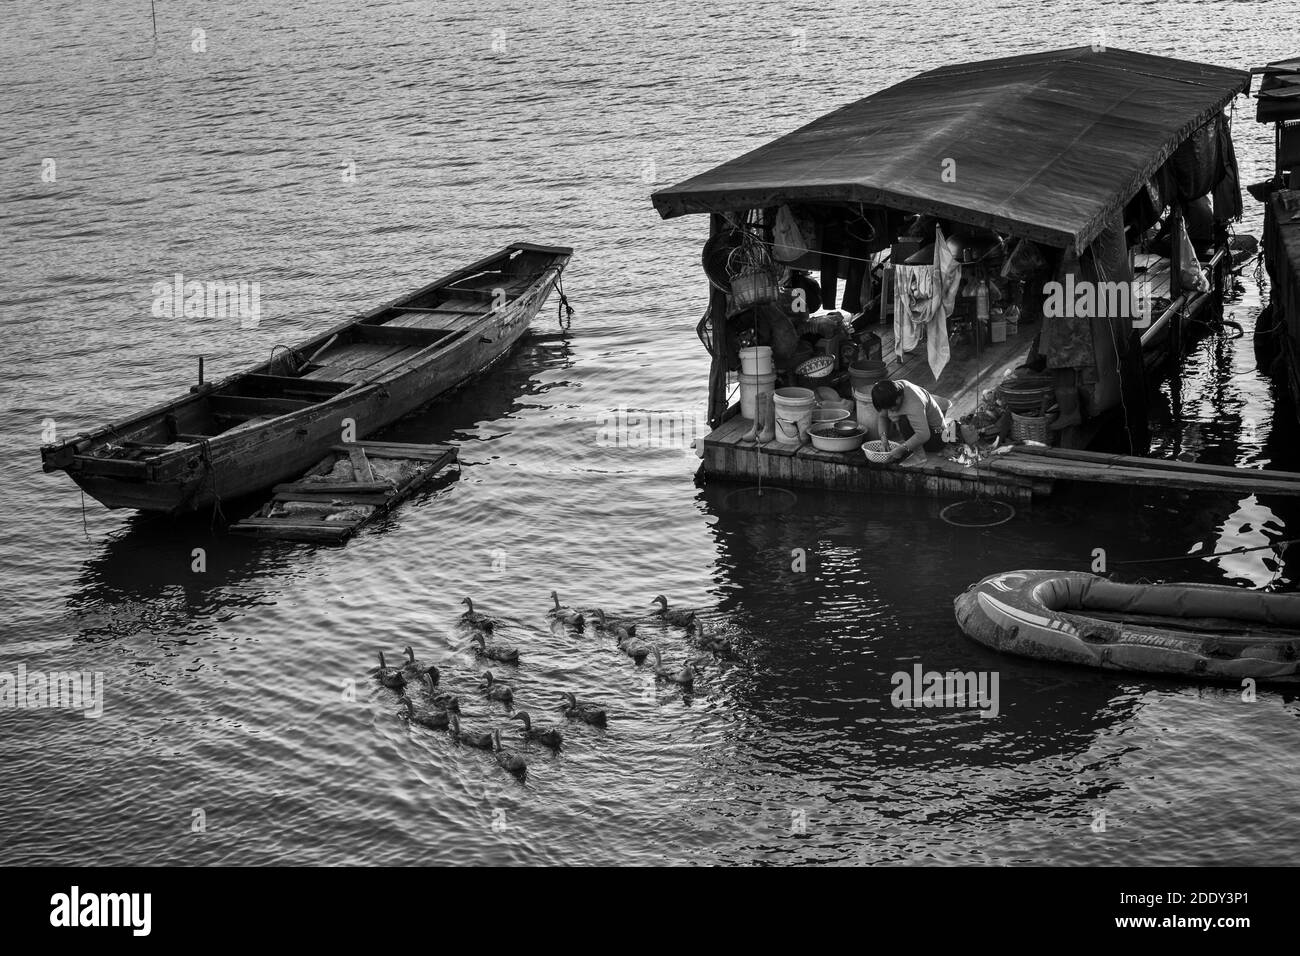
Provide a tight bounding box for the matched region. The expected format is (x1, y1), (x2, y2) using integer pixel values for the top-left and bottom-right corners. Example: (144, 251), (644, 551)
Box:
(548, 591), (585, 628)
(460, 597), (496, 629)
(421, 665), (460, 712)
(479, 670), (515, 706)
(593, 608), (638, 637)
(491, 730), (528, 777)
(559, 691), (607, 727)
(450, 714), (494, 750)
(398, 694), (451, 730)
(511, 710), (562, 749)
(650, 595), (697, 629)
(651, 646), (695, 687)
(375, 651), (407, 690)
(689, 620), (734, 659)
(469, 631), (520, 664)
(401, 645), (434, 682)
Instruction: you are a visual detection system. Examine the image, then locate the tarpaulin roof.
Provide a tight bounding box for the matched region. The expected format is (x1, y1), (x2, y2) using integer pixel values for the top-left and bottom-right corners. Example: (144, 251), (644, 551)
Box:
(1256, 55), (1300, 123)
(652, 47), (1250, 252)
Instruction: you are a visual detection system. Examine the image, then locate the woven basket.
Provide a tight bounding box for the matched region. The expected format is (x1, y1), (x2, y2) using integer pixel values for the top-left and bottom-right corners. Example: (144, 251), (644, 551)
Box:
(1011, 411), (1053, 443)
(862, 439), (896, 463)
(730, 271), (779, 311)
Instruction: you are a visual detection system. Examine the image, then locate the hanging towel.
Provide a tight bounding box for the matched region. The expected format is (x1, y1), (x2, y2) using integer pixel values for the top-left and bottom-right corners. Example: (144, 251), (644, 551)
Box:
(893, 226), (959, 378)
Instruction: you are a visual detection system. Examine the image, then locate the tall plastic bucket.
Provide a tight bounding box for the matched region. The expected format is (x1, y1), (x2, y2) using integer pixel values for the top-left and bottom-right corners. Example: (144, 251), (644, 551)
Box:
(848, 359), (888, 393)
(853, 386), (882, 441)
(739, 346), (773, 377)
(738, 370), (777, 421)
(772, 387), (816, 445)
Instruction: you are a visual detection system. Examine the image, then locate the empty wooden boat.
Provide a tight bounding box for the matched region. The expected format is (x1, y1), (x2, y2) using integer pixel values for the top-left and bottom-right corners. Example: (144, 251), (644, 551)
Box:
(40, 242), (572, 514)
(955, 570), (1300, 683)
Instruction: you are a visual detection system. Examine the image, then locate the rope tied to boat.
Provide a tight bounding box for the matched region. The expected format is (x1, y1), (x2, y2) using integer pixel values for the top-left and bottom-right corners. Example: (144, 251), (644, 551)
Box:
(197, 438), (225, 530)
(555, 266), (574, 329)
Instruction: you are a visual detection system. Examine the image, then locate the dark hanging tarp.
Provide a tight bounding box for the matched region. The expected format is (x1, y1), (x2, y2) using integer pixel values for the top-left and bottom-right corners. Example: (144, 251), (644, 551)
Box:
(1256, 56), (1300, 123)
(652, 47), (1250, 253)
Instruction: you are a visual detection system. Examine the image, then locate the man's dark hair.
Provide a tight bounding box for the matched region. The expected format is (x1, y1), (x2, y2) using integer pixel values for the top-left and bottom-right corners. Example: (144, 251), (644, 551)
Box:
(871, 380), (904, 410)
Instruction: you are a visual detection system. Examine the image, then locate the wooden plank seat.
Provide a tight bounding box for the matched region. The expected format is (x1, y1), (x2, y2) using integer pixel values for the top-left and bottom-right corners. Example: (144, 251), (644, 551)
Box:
(209, 394), (314, 422)
(351, 324), (455, 346)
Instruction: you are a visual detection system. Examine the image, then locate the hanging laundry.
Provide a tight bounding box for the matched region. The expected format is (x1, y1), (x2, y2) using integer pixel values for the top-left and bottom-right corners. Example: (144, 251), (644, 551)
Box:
(893, 225), (960, 379)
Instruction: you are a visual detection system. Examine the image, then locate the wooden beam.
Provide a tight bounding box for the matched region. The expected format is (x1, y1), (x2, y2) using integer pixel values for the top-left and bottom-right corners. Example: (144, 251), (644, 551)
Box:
(349, 446), (375, 483)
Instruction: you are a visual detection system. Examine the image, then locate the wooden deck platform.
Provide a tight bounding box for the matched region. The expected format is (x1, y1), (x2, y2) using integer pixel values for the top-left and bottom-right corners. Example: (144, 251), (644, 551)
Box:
(701, 415), (1043, 503)
(231, 440), (459, 543)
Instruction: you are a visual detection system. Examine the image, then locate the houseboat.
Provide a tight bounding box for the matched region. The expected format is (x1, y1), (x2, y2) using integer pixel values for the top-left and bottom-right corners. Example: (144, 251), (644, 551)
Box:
(653, 47), (1253, 503)
(1252, 56), (1300, 410)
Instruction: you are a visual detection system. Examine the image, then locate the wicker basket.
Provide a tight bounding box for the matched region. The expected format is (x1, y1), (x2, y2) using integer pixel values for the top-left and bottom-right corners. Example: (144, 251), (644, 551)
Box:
(730, 271), (779, 311)
(1011, 411), (1053, 443)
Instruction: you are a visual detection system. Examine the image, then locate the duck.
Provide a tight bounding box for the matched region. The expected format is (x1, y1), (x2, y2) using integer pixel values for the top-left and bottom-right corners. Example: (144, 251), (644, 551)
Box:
(650, 595), (697, 628)
(374, 651), (407, 690)
(401, 645), (434, 682)
(479, 670), (515, 706)
(616, 629), (652, 665)
(593, 608), (638, 637)
(469, 631), (520, 664)
(398, 694), (451, 730)
(450, 714), (494, 750)
(689, 620), (734, 658)
(651, 646), (696, 687)
(559, 691), (607, 727)
(460, 597), (496, 628)
(593, 608), (639, 639)
(547, 590), (585, 628)
(491, 730), (528, 777)
(421, 665), (460, 712)
(511, 710), (563, 749)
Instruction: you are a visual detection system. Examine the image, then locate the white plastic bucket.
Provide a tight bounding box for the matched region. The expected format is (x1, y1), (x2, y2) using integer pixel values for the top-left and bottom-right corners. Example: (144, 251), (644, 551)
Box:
(772, 387), (816, 445)
(853, 386), (882, 441)
(738, 370), (777, 422)
(739, 346), (773, 376)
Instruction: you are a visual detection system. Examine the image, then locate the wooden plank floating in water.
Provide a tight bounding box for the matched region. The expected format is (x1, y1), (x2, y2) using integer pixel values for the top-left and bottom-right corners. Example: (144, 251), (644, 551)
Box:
(232, 441), (458, 543)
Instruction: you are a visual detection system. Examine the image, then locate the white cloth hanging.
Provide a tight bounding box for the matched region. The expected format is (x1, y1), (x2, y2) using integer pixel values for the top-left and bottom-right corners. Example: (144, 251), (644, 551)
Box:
(892, 226), (960, 379)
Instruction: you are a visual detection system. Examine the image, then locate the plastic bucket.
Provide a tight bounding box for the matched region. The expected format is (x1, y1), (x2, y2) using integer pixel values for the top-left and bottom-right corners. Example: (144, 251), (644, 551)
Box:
(848, 359), (888, 392)
(739, 346), (773, 376)
(738, 370), (777, 421)
(853, 386), (882, 440)
(990, 320), (1007, 343)
(772, 387), (816, 445)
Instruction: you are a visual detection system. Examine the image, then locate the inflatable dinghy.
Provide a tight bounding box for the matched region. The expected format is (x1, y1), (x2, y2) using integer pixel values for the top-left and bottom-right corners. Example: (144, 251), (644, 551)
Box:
(954, 570), (1300, 683)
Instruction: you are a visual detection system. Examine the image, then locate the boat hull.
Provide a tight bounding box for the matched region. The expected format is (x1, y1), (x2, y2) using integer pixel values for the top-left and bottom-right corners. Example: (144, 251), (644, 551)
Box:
(43, 243), (570, 514)
(954, 569), (1300, 683)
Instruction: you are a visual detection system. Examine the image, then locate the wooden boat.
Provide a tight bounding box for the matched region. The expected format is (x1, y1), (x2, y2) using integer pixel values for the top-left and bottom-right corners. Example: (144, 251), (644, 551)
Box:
(955, 570), (1300, 683)
(40, 242), (572, 514)
(230, 440), (459, 543)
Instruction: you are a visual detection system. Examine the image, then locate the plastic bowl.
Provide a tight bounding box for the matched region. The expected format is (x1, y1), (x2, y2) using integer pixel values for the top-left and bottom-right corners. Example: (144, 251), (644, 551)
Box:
(811, 408), (851, 425)
(810, 426), (867, 452)
(795, 355), (835, 378)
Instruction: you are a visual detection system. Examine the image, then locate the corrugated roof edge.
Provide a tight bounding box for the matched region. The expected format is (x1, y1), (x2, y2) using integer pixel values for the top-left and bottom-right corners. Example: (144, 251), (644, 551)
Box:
(652, 47), (1251, 253)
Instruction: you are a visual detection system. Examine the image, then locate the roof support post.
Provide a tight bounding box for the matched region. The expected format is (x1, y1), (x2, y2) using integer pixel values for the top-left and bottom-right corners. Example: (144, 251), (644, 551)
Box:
(707, 214), (730, 428)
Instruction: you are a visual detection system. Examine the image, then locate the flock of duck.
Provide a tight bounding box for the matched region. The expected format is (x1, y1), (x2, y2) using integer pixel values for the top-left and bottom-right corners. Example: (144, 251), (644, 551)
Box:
(372, 592), (733, 780)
